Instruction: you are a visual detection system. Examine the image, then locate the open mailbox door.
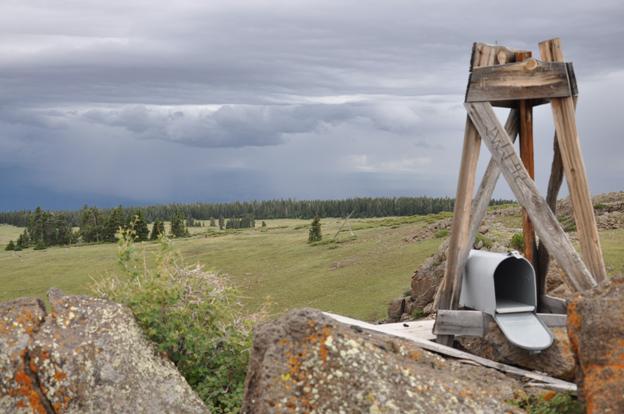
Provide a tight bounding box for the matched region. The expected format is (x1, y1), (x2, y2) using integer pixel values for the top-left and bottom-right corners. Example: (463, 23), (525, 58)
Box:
(459, 250), (553, 351)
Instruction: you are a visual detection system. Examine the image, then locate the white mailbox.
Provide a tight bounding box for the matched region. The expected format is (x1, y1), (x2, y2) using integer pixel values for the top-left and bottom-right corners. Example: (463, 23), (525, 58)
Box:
(459, 250), (553, 351)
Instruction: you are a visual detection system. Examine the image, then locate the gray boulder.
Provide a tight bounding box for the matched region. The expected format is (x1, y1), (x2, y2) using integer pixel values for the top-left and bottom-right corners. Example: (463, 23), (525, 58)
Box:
(242, 308), (526, 413)
(0, 289), (208, 414)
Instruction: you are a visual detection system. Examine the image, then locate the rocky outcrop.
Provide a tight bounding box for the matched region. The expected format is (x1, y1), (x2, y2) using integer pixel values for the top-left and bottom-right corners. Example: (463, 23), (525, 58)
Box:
(0, 289), (208, 414)
(243, 308), (527, 413)
(458, 322), (575, 380)
(568, 277), (624, 413)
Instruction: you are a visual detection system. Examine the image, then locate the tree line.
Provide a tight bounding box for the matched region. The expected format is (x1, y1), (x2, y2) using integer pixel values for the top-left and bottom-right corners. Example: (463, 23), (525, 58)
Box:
(0, 196), (513, 228)
(5, 206), (192, 251)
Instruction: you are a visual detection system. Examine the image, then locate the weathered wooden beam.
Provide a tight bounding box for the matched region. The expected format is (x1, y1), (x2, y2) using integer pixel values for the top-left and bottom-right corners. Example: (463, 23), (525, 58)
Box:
(470, 43), (520, 70)
(433, 310), (567, 337)
(536, 113), (569, 306)
(432, 110), (520, 312)
(515, 51), (538, 264)
(539, 38), (607, 284)
(433, 310), (487, 337)
(465, 110), (519, 266)
(465, 101), (597, 292)
(437, 43), (511, 346)
(540, 295), (568, 315)
(466, 59), (577, 103)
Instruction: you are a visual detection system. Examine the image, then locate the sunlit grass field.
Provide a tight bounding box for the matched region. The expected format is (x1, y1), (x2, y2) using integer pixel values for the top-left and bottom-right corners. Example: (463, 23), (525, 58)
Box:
(1, 216), (622, 321)
(0, 216), (445, 320)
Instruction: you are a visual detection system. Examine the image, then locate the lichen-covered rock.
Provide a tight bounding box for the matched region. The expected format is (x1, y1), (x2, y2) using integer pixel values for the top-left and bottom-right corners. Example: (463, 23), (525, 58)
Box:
(568, 277), (624, 413)
(0, 289), (209, 414)
(458, 320), (575, 380)
(0, 298), (48, 413)
(242, 308), (526, 413)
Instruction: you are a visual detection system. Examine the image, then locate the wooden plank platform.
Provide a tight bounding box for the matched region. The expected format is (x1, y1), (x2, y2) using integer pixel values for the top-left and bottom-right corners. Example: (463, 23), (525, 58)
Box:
(324, 312), (576, 393)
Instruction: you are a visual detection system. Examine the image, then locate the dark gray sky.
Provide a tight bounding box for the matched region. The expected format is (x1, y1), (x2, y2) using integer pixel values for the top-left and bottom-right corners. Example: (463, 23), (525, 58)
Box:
(1, 0), (623, 210)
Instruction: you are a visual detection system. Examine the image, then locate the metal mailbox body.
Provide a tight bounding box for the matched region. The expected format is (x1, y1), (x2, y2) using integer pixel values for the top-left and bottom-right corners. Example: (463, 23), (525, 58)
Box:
(460, 250), (553, 351)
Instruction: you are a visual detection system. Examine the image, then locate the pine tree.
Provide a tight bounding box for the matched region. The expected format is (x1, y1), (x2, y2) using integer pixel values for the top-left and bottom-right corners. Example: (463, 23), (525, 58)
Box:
(29, 207), (46, 245)
(261, 221), (267, 227)
(104, 206), (125, 242)
(80, 206), (103, 243)
(218, 216), (224, 230)
(5, 240), (15, 251)
(186, 215), (196, 227)
(150, 220), (165, 240)
(170, 212), (189, 238)
(210, 217), (216, 227)
(131, 212), (149, 241)
(16, 231), (30, 249)
(308, 216), (322, 243)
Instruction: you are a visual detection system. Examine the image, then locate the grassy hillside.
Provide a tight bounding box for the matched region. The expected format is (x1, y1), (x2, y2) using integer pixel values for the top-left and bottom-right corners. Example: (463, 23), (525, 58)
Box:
(0, 216), (447, 321)
(2, 213), (623, 321)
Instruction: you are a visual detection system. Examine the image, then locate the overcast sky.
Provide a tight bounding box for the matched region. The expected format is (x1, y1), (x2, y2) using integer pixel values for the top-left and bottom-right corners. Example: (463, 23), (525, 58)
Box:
(1, 0), (623, 210)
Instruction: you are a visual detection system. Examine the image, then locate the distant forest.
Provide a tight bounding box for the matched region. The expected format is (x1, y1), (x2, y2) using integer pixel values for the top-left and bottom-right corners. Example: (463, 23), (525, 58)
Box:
(0, 197), (513, 228)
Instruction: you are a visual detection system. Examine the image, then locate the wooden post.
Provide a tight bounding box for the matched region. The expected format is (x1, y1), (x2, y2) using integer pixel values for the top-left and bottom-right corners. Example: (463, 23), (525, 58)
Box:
(539, 38), (607, 283)
(465, 101), (597, 292)
(436, 116), (480, 346)
(515, 51), (537, 263)
(536, 138), (564, 307)
(436, 43), (519, 346)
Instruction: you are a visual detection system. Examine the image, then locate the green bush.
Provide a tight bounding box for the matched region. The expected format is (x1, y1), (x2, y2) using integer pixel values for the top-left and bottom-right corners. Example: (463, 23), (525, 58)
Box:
(5, 240), (15, 251)
(475, 233), (493, 249)
(511, 391), (583, 414)
(558, 214), (577, 233)
(411, 307), (425, 319)
(308, 216), (322, 243)
(510, 232), (525, 251)
(434, 229), (449, 238)
(93, 229), (265, 413)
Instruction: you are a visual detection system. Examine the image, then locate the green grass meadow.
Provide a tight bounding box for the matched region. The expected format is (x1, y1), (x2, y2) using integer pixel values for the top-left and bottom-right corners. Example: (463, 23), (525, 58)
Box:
(0, 217), (443, 321)
(2, 217), (622, 321)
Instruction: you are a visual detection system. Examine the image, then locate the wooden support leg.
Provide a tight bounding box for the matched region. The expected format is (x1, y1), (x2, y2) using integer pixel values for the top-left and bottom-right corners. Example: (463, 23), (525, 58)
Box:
(435, 42), (525, 346)
(515, 51), (537, 263)
(433, 109), (520, 312)
(465, 101), (597, 292)
(536, 138), (564, 308)
(467, 109), (519, 248)
(539, 38), (607, 283)
(436, 118), (481, 346)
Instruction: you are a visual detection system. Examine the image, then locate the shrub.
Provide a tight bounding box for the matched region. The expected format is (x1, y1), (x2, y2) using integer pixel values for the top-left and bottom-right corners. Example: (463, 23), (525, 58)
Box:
(33, 240), (47, 250)
(558, 214), (577, 232)
(93, 229), (265, 413)
(511, 391), (583, 414)
(308, 216), (322, 243)
(411, 307), (425, 319)
(510, 232), (525, 251)
(434, 229), (449, 238)
(5, 240), (15, 251)
(475, 233), (493, 249)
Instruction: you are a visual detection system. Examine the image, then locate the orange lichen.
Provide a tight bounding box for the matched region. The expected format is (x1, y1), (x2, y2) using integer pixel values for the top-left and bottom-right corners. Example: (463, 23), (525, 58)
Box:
(407, 350), (422, 361)
(54, 370), (67, 381)
(542, 390), (556, 401)
(14, 365), (47, 414)
(318, 326), (331, 364)
(566, 301), (581, 355)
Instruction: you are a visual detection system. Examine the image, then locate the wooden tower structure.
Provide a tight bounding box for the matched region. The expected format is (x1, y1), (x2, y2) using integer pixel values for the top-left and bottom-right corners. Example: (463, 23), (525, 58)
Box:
(434, 38), (606, 346)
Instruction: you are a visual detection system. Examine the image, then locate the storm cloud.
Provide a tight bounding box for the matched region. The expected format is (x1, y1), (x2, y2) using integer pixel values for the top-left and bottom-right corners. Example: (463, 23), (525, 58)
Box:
(1, 0), (623, 209)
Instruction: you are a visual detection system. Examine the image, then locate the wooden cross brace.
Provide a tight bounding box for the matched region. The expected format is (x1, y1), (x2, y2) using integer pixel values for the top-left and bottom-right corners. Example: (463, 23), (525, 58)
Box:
(435, 38), (606, 346)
